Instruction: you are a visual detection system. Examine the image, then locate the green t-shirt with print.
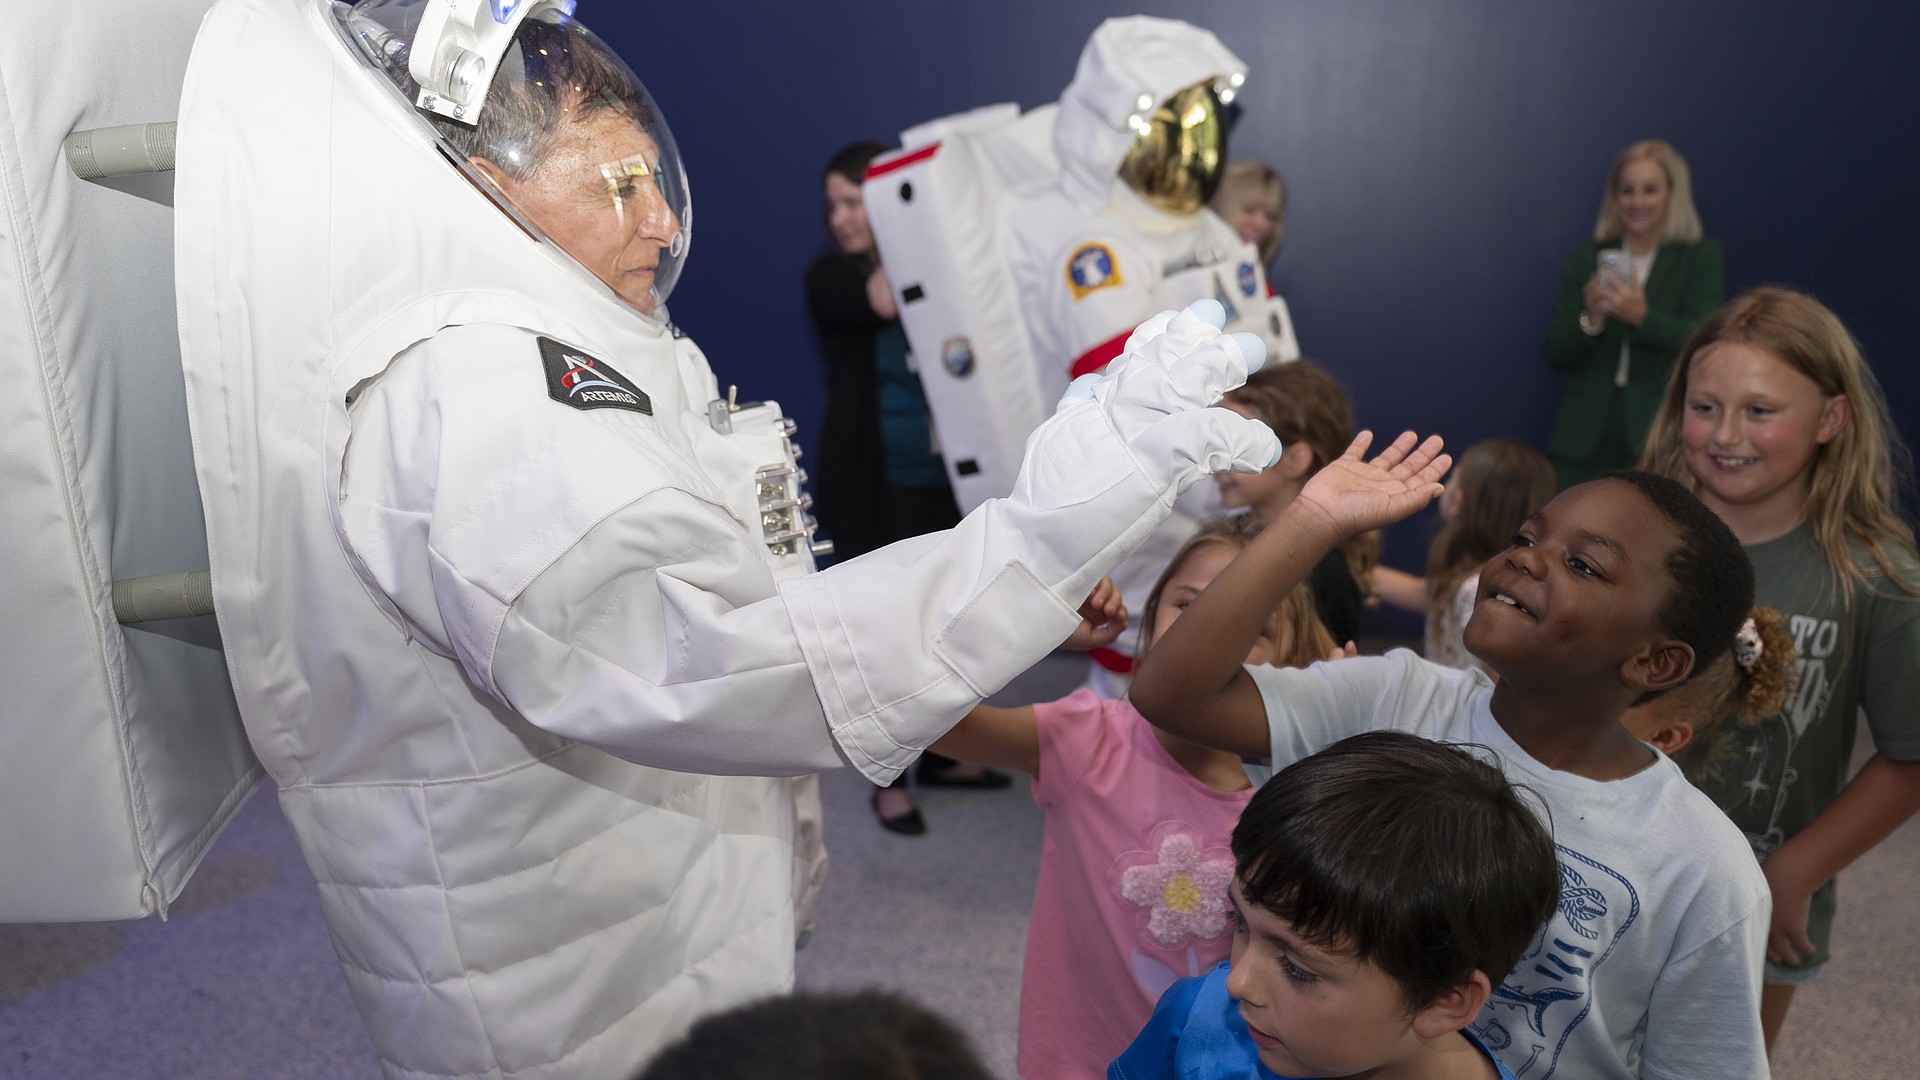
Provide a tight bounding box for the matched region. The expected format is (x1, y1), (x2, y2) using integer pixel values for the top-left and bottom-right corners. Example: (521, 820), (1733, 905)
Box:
(1682, 525), (1920, 968)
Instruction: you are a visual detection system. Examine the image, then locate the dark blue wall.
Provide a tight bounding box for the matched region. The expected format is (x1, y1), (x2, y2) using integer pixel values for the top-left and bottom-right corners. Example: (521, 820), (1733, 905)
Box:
(597, 1), (1918, 633)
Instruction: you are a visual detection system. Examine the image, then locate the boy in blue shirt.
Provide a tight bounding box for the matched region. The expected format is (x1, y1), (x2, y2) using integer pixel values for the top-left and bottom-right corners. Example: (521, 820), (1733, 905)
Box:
(1110, 731), (1556, 1080)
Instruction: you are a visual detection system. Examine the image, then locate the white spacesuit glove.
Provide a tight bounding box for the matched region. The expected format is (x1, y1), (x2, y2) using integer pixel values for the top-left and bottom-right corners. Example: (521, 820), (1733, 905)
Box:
(1009, 298), (1279, 601)
(780, 300), (1278, 781)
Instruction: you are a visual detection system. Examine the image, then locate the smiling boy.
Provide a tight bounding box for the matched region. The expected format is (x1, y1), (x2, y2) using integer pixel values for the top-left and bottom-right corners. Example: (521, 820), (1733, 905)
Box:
(1132, 433), (1771, 1079)
(1111, 732), (1559, 1080)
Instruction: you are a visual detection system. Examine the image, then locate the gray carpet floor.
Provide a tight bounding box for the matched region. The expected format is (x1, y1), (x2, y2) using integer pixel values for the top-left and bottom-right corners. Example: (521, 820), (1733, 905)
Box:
(2, 651), (1914, 1077)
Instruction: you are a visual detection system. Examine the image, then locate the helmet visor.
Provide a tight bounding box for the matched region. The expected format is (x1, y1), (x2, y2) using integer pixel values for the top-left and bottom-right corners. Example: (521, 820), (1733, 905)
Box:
(335, 0), (691, 318)
(1117, 81), (1228, 215)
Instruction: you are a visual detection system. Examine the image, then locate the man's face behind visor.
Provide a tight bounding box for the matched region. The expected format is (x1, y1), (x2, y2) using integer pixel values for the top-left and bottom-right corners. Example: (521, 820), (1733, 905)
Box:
(1117, 81), (1228, 216)
(477, 107), (682, 315)
(333, 1), (697, 320)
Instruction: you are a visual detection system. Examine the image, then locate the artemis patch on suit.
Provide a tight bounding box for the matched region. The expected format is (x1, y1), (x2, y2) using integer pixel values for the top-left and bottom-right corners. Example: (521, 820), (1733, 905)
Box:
(539, 336), (652, 415)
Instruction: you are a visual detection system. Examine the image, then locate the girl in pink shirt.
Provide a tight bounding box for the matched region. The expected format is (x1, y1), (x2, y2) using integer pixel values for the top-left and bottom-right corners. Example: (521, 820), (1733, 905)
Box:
(933, 515), (1334, 1079)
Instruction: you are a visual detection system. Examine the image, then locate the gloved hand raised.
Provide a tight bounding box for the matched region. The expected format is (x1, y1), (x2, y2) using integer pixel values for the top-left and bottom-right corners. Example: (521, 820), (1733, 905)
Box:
(780, 300), (1283, 781)
(1006, 299), (1280, 599)
(1020, 299), (1278, 512)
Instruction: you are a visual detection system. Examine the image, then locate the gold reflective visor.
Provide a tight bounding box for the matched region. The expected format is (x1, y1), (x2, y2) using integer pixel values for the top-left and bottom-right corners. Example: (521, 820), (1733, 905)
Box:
(1116, 82), (1227, 215)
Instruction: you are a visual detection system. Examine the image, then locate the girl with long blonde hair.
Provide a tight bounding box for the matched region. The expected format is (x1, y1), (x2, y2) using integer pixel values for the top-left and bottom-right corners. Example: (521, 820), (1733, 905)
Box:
(1638, 285), (1920, 1051)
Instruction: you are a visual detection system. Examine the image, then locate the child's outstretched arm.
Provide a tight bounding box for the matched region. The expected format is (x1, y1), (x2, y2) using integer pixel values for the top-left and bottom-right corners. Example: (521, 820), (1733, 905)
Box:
(1132, 431), (1449, 758)
(930, 579), (1127, 775)
(930, 703), (1042, 775)
(1370, 564), (1427, 614)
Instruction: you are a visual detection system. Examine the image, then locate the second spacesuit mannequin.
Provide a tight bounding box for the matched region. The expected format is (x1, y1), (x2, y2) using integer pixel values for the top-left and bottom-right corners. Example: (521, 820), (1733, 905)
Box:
(171, 1), (1278, 1076)
(1003, 17), (1303, 691)
(1006, 17), (1299, 400)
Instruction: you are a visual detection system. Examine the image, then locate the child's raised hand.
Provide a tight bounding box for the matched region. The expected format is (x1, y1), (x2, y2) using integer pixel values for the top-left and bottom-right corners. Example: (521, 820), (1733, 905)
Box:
(1061, 576), (1129, 652)
(1324, 640), (1359, 663)
(1291, 430), (1451, 543)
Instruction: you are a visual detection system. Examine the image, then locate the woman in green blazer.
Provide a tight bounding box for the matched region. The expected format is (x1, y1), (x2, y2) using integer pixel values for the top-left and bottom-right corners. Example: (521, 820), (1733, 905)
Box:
(1543, 140), (1724, 487)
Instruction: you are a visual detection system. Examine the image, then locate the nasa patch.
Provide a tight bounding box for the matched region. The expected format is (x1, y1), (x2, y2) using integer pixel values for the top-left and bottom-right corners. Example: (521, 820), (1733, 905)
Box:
(539, 336), (652, 415)
(1065, 242), (1124, 300)
(1238, 261), (1259, 298)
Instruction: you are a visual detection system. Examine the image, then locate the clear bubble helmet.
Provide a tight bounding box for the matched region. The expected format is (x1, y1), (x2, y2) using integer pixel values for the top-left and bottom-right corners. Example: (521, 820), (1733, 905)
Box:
(334, 0), (691, 319)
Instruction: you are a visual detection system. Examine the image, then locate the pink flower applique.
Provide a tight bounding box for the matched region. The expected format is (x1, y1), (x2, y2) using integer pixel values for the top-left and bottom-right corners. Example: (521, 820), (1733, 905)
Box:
(1115, 822), (1235, 948)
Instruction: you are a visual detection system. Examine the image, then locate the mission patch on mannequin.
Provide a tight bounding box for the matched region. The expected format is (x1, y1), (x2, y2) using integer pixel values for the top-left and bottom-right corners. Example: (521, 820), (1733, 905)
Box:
(539, 336), (653, 415)
(1066, 242), (1123, 300)
(942, 336), (976, 378)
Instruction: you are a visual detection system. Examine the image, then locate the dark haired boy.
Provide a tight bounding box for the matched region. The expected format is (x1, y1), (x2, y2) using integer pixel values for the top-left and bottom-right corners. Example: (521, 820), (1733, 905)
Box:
(634, 988), (993, 1080)
(1132, 433), (1770, 1079)
(1111, 731), (1559, 1080)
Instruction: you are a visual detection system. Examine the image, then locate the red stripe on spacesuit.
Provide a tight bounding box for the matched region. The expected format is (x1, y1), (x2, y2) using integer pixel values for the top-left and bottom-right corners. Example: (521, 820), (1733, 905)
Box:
(1088, 646), (1135, 674)
(1068, 330), (1133, 380)
(865, 143), (941, 179)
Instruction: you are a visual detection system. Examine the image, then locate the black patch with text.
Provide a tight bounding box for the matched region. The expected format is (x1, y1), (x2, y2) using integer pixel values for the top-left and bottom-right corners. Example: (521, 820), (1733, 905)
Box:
(538, 336), (652, 415)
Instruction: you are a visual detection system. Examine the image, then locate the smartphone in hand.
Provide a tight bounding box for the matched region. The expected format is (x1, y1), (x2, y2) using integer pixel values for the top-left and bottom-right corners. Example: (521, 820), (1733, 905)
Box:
(1597, 248), (1633, 288)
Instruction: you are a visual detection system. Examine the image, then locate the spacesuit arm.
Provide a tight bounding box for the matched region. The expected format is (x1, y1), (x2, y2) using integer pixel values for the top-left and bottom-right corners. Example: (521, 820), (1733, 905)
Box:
(489, 485), (847, 777)
(781, 303), (1278, 781)
(343, 311), (1270, 784)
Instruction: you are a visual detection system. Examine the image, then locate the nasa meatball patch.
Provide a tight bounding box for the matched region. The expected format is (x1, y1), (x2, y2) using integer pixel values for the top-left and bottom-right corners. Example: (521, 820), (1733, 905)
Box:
(1065, 242), (1123, 300)
(538, 336), (652, 415)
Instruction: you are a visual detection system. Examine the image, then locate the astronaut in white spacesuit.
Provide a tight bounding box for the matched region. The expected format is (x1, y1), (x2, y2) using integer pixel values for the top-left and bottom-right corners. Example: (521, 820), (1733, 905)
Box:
(1004, 16), (1302, 691)
(170, 2), (1277, 1077)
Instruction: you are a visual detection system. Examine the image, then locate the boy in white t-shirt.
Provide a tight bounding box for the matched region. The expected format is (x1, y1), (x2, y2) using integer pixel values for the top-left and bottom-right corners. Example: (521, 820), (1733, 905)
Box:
(1132, 431), (1770, 1080)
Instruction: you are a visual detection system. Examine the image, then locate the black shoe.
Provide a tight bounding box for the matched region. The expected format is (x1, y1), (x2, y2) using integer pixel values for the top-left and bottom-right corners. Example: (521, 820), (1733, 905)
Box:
(914, 763), (1014, 789)
(871, 789), (926, 835)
